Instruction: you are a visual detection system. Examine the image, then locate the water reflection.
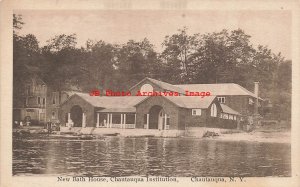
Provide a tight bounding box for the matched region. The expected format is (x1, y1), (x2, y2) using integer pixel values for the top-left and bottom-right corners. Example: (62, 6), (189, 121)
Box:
(13, 135), (291, 177)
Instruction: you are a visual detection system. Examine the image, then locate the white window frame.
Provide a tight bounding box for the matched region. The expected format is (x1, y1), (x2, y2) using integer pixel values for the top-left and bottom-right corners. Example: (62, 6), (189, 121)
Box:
(192, 109), (202, 116)
(210, 103), (218, 117)
(217, 97), (226, 104)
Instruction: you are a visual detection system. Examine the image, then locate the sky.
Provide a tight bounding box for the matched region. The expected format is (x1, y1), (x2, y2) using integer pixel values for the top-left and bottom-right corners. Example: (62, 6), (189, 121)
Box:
(15, 10), (292, 59)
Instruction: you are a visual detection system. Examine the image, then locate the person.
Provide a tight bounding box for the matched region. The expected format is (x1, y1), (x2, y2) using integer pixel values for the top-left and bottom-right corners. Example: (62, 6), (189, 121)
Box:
(14, 121), (19, 127)
(46, 120), (52, 135)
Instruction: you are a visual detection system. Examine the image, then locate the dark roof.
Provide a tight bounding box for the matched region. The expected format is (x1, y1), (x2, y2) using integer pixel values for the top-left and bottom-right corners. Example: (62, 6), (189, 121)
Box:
(130, 77), (185, 94)
(220, 104), (241, 115)
(175, 83), (263, 100)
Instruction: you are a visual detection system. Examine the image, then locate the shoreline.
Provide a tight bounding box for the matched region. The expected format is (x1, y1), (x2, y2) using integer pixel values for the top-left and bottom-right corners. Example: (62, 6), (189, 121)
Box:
(209, 131), (290, 144)
(13, 126), (291, 144)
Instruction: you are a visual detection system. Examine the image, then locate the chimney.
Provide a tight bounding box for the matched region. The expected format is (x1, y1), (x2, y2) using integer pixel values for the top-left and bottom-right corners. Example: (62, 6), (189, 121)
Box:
(254, 82), (259, 97)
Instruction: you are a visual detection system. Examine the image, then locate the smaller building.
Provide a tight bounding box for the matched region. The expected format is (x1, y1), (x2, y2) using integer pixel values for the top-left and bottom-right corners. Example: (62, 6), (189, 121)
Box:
(46, 90), (79, 123)
(13, 75), (47, 124)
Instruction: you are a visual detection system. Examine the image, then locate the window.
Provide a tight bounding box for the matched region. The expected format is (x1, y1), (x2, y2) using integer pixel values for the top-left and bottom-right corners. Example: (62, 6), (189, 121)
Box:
(223, 113), (229, 119)
(162, 114), (170, 130)
(52, 92), (56, 105)
(37, 97), (41, 104)
(219, 113), (223, 118)
(229, 115), (234, 120)
(249, 98), (254, 105)
(52, 111), (56, 119)
(42, 98), (46, 105)
(140, 84), (153, 92)
(210, 103), (217, 117)
(217, 97), (226, 104)
(192, 109), (201, 116)
(233, 116), (237, 120)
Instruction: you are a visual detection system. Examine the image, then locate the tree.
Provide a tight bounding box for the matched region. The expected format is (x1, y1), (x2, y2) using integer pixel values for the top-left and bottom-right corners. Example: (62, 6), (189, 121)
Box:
(161, 27), (199, 83)
(115, 38), (162, 89)
(43, 34), (77, 52)
(41, 34), (82, 91)
(80, 40), (117, 91)
(13, 15), (44, 107)
(13, 14), (24, 36)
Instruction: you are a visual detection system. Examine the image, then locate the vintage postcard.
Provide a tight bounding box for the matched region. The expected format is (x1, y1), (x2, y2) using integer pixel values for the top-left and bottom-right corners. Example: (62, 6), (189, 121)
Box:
(1, 0), (299, 187)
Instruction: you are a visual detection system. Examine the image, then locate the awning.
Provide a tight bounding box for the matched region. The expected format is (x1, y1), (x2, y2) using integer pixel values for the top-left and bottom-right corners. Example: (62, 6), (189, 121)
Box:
(220, 104), (241, 116)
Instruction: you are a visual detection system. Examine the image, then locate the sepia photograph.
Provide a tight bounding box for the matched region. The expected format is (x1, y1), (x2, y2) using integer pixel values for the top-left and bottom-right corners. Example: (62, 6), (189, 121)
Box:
(1, 0), (299, 186)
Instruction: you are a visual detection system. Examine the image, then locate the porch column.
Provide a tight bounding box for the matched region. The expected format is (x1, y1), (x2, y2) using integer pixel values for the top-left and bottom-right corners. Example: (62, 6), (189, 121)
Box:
(106, 113), (109, 128)
(146, 114), (149, 129)
(67, 113), (71, 122)
(134, 114), (136, 128)
(82, 113), (86, 128)
(67, 113), (73, 127)
(110, 114), (112, 128)
(164, 113), (167, 130)
(120, 114), (123, 128)
(124, 114), (126, 129)
(96, 113), (100, 128)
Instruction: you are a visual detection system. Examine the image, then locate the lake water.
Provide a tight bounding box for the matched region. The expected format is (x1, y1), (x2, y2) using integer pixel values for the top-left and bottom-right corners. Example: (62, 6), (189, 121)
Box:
(13, 135), (291, 177)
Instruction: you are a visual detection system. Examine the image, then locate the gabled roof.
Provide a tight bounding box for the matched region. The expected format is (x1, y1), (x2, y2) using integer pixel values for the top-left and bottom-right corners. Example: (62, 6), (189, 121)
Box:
(134, 95), (217, 109)
(165, 96), (216, 108)
(175, 83), (262, 100)
(129, 77), (185, 94)
(64, 93), (148, 108)
(220, 104), (241, 115)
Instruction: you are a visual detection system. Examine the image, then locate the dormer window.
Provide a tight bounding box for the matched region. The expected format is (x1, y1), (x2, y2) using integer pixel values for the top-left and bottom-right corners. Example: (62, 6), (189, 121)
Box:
(217, 97), (226, 104)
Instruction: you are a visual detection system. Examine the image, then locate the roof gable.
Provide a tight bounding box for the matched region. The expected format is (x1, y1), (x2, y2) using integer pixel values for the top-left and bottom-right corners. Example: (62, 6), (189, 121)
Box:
(129, 77), (185, 94)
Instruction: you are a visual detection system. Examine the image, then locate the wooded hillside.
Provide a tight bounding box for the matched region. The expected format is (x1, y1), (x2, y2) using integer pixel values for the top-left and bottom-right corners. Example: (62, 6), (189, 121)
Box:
(13, 14), (291, 120)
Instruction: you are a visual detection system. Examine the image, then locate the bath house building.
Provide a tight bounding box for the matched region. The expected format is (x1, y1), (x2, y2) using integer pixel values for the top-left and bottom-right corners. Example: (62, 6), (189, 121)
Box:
(59, 77), (262, 130)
